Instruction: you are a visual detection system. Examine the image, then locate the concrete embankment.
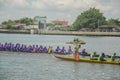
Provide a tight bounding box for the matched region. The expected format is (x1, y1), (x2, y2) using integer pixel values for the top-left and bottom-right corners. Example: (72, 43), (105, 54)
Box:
(0, 29), (30, 34)
(41, 31), (120, 36)
(1, 29), (120, 36)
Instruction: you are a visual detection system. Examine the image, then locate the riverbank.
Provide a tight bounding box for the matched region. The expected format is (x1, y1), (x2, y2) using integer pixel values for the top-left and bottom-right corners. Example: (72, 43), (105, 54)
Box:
(1, 29), (120, 36)
(41, 30), (120, 36)
(0, 29), (30, 34)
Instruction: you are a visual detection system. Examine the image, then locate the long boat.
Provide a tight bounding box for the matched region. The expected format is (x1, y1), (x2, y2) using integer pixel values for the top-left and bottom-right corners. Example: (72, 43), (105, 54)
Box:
(66, 41), (85, 45)
(79, 53), (120, 58)
(54, 55), (120, 65)
(66, 39), (86, 45)
(54, 52), (120, 58)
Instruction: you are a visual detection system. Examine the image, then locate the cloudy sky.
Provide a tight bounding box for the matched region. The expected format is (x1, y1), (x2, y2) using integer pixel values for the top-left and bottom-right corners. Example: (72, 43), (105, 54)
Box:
(0, 0), (120, 24)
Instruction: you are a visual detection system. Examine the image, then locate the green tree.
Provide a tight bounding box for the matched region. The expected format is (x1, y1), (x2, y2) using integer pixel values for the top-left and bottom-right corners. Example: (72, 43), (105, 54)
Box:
(107, 18), (120, 26)
(2, 21), (7, 25)
(6, 24), (12, 29)
(14, 20), (20, 23)
(53, 22), (61, 26)
(2, 20), (15, 25)
(47, 23), (53, 26)
(72, 8), (107, 30)
(1, 17), (34, 29)
(20, 17), (33, 25)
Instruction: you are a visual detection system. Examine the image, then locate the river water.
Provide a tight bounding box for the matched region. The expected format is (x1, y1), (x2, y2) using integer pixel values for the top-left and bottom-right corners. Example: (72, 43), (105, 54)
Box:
(0, 33), (120, 80)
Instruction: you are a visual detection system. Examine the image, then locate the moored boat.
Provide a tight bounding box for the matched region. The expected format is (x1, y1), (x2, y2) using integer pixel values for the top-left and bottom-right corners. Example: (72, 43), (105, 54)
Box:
(66, 38), (85, 45)
(54, 55), (120, 65)
(66, 41), (86, 45)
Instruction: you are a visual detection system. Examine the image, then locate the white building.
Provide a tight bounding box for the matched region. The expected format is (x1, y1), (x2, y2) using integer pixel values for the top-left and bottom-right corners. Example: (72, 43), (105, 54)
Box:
(33, 16), (47, 30)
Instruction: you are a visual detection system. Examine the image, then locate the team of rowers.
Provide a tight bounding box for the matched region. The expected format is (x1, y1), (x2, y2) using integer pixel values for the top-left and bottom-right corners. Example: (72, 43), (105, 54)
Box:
(73, 44), (120, 62)
(0, 42), (72, 54)
(0, 42), (119, 62)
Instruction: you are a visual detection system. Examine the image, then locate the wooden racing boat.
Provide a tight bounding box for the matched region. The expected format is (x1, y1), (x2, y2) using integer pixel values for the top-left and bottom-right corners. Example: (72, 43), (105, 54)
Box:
(54, 55), (120, 65)
(79, 53), (120, 58)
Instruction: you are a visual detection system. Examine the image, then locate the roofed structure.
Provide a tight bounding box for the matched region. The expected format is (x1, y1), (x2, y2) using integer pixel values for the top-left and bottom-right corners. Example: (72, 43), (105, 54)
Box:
(52, 20), (68, 27)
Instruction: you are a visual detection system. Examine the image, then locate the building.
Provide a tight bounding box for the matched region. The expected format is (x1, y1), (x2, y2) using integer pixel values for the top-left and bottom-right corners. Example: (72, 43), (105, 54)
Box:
(12, 24), (26, 30)
(0, 25), (6, 29)
(98, 25), (115, 32)
(98, 25), (120, 32)
(0, 25), (3, 29)
(25, 25), (39, 30)
(52, 20), (68, 27)
(33, 16), (46, 30)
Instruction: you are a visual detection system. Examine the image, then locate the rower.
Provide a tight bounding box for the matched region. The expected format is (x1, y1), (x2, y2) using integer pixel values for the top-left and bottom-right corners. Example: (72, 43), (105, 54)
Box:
(68, 46), (72, 54)
(48, 46), (53, 54)
(110, 53), (116, 61)
(81, 49), (87, 56)
(43, 46), (48, 53)
(90, 52), (97, 60)
(60, 46), (66, 54)
(55, 46), (61, 53)
(98, 53), (106, 61)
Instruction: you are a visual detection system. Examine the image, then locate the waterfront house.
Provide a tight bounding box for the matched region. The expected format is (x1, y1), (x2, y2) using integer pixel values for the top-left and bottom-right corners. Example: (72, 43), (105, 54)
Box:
(80, 28), (91, 32)
(0, 25), (6, 29)
(12, 24), (26, 30)
(113, 26), (120, 32)
(52, 20), (68, 27)
(98, 25), (116, 32)
(25, 25), (39, 30)
(0, 25), (2, 29)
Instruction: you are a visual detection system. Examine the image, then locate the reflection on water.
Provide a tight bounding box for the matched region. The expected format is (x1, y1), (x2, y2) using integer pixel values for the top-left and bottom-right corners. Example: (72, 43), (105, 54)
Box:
(73, 62), (80, 80)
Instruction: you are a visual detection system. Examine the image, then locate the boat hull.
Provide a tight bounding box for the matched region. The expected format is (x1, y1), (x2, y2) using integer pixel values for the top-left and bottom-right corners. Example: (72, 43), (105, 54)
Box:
(66, 41), (85, 45)
(54, 55), (120, 65)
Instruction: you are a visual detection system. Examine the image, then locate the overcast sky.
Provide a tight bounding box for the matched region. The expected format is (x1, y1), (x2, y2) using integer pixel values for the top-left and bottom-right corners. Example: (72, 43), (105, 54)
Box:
(0, 0), (120, 24)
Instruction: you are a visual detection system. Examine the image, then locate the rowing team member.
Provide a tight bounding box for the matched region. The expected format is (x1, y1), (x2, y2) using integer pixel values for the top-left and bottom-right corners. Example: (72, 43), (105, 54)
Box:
(98, 53), (106, 61)
(110, 53), (118, 61)
(0, 42), (74, 54)
(0, 43), (50, 53)
(80, 49), (88, 56)
(90, 52), (120, 62)
(90, 52), (97, 60)
(55, 46), (73, 54)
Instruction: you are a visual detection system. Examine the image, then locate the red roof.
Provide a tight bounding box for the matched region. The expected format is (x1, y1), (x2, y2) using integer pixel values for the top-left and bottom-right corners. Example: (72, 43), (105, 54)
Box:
(52, 20), (68, 27)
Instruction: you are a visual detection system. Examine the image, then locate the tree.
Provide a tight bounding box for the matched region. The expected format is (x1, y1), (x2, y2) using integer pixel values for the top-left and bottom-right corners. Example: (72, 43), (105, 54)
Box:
(46, 23), (53, 26)
(53, 22), (61, 26)
(2, 21), (7, 25)
(72, 8), (107, 30)
(107, 18), (120, 26)
(20, 17), (33, 25)
(6, 24), (12, 29)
